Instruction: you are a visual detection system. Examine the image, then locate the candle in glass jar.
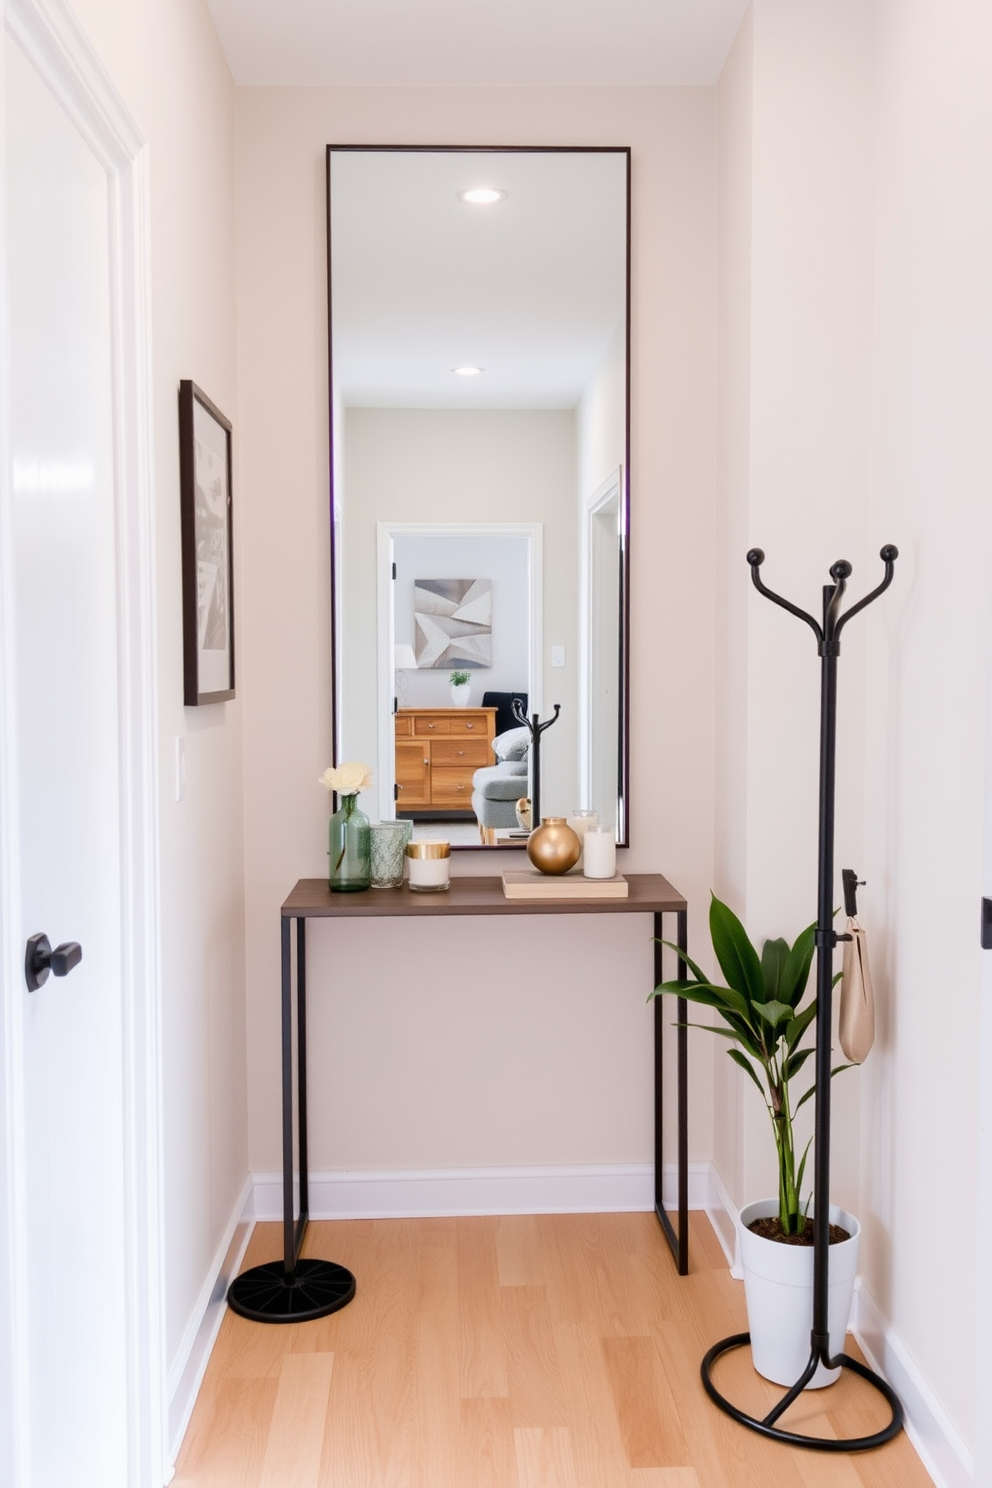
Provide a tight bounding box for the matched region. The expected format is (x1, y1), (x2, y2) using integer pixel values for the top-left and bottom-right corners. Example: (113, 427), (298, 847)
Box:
(406, 840), (451, 891)
(582, 828), (616, 880)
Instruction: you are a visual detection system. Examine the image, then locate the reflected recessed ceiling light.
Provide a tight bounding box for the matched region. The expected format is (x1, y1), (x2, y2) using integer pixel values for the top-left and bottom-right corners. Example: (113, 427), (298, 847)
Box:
(457, 187), (507, 206)
(453, 366), (484, 376)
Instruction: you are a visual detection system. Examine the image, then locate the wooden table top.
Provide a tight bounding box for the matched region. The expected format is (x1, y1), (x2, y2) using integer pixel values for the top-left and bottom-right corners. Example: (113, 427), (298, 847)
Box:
(282, 873), (686, 919)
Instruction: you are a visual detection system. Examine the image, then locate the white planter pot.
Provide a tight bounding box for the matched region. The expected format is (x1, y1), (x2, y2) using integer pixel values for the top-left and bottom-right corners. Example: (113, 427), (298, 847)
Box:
(738, 1198), (860, 1389)
(450, 683), (471, 707)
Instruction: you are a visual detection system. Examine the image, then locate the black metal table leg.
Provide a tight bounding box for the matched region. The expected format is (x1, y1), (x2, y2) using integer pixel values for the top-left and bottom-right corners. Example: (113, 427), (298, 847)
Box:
(654, 908), (689, 1274)
(227, 914), (356, 1323)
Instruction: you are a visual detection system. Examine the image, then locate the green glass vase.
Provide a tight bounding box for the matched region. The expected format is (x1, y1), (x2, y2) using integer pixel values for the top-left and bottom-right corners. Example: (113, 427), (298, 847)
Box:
(328, 793), (371, 891)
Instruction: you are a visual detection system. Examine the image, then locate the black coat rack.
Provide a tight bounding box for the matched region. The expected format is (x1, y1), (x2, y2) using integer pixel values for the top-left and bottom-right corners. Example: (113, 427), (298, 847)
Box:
(512, 699), (560, 826)
(700, 546), (905, 1451)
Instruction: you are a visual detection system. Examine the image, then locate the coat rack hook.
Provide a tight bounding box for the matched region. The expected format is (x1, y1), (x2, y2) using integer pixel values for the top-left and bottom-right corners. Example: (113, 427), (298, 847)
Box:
(841, 868), (865, 919)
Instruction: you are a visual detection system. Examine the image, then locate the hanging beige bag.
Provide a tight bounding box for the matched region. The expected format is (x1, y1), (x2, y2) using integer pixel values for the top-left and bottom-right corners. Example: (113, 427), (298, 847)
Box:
(839, 916), (874, 1063)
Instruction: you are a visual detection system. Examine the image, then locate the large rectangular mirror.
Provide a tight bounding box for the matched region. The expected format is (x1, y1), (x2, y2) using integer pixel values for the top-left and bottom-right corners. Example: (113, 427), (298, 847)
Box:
(327, 146), (629, 848)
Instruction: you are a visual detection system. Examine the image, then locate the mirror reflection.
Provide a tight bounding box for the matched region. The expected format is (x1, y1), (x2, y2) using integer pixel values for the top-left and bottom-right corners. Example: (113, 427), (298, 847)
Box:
(327, 146), (629, 847)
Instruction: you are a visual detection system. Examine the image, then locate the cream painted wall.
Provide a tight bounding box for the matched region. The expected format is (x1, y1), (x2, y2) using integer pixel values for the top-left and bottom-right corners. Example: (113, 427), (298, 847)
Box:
(65, 0), (248, 1380)
(713, 3), (754, 1204)
(714, 0), (875, 1223)
(715, 0), (991, 1458)
(860, 0), (992, 1448)
(235, 87), (717, 1176)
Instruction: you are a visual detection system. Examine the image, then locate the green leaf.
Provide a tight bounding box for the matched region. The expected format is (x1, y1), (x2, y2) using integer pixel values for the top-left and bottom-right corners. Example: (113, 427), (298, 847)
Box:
(651, 979), (754, 1024)
(708, 896), (765, 1007)
(759, 937), (789, 1002)
(795, 1135), (814, 1196)
(654, 939), (710, 985)
(785, 1000), (817, 1052)
(794, 1065), (851, 1114)
(753, 999), (793, 1029)
(677, 1020), (766, 1060)
(783, 1047), (813, 1081)
(727, 1048), (766, 1097)
(779, 922), (816, 1006)
(718, 1014), (766, 1059)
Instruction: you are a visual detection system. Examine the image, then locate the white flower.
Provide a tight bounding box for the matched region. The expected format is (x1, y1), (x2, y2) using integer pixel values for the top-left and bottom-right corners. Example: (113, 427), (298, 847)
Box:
(319, 761), (373, 793)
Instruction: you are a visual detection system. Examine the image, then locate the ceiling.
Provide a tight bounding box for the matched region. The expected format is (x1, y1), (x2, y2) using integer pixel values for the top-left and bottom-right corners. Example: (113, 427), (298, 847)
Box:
(205, 0), (749, 88)
(330, 149), (628, 409)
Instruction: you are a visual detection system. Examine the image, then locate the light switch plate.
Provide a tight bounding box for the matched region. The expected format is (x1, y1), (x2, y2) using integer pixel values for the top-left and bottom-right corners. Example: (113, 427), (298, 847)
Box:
(551, 645), (565, 667)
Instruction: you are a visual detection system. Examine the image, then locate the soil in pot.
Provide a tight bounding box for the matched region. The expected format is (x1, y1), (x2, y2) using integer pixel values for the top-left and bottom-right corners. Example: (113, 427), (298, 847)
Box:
(747, 1215), (850, 1246)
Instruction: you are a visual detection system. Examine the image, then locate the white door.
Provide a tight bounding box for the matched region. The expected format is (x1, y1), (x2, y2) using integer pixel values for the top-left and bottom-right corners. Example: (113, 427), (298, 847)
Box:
(0, 6), (164, 1485)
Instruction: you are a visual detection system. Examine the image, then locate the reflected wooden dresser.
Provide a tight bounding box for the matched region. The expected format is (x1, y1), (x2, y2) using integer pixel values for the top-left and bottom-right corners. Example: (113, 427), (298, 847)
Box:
(395, 706), (497, 814)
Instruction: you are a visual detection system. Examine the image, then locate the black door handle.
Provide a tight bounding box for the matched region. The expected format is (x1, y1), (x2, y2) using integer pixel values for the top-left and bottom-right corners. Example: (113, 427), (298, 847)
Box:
(24, 933), (83, 992)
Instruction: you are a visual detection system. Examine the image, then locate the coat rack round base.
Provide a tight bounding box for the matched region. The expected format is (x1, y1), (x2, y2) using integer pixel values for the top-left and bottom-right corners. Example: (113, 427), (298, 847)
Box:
(227, 1257), (356, 1324)
(700, 1335), (904, 1451)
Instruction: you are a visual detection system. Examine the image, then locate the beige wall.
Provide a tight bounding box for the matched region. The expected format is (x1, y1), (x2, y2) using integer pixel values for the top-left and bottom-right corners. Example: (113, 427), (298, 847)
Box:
(235, 86), (718, 1177)
(714, 0), (991, 1456)
(68, 0), (248, 1380)
(714, 0), (876, 1227)
(861, 0), (991, 1448)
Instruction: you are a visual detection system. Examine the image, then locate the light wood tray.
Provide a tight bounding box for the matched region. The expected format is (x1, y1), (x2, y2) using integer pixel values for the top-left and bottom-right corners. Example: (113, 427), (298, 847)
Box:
(501, 869), (628, 900)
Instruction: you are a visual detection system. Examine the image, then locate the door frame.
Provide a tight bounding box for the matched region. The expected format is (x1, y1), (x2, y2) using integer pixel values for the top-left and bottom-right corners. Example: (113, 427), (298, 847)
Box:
(375, 521), (543, 825)
(0, 1), (165, 1483)
(579, 465), (622, 821)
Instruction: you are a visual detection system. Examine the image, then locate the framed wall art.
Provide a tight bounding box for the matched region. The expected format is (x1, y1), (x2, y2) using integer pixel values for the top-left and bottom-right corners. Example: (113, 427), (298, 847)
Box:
(179, 379), (235, 704)
(413, 577), (492, 669)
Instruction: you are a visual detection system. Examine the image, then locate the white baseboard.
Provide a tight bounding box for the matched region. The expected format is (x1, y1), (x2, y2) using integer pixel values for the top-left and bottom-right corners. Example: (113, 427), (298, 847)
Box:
(853, 1278), (974, 1488)
(701, 1162), (741, 1274)
(167, 1177), (254, 1469)
(251, 1161), (716, 1221)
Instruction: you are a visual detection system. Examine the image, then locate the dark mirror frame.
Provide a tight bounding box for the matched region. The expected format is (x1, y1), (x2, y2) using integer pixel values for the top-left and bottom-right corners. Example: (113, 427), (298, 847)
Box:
(326, 143), (631, 848)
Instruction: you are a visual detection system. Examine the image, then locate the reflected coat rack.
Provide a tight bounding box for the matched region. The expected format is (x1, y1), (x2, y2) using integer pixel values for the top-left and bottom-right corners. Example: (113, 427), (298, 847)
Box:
(700, 546), (905, 1451)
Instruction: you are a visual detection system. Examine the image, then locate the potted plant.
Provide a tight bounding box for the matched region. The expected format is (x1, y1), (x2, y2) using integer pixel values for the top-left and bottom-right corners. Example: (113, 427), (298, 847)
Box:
(449, 669), (472, 706)
(653, 894), (857, 1388)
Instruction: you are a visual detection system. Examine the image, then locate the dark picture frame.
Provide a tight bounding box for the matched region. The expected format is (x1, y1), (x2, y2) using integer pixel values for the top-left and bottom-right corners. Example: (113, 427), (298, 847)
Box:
(179, 380), (235, 705)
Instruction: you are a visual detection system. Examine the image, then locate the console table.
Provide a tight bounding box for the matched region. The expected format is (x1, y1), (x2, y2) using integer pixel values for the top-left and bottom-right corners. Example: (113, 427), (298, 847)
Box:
(227, 873), (689, 1323)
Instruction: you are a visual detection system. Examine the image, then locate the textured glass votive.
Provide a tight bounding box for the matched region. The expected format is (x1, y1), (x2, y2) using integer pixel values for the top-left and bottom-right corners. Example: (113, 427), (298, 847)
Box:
(370, 820), (413, 887)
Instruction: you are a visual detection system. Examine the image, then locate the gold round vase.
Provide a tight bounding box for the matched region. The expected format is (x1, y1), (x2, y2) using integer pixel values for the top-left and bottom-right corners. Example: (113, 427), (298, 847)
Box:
(526, 816), (581, 875)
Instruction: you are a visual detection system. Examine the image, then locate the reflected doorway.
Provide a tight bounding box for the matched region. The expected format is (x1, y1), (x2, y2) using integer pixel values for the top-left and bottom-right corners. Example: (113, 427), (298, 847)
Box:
(375, 522), (543, 835)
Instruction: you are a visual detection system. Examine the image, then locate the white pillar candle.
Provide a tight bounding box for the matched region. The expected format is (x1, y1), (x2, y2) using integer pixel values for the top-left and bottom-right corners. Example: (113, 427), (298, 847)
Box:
(582, 828), (616, 880)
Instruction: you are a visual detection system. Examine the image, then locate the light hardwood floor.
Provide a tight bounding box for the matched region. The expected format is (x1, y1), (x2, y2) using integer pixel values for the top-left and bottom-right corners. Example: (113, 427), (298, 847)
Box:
(173, 1212), (933, 1488)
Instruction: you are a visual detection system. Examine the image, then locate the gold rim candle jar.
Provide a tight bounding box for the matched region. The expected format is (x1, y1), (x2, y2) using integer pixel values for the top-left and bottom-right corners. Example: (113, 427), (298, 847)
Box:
(405, 840), (451, 891)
